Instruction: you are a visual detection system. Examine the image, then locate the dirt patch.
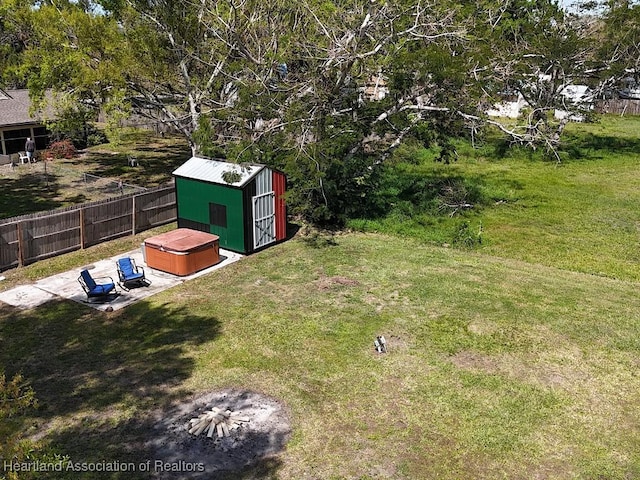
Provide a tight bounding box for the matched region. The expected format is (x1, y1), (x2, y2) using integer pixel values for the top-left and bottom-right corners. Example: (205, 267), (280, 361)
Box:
(450, 350), (500, 373)
(316, 275), (360, 290)
(467, 320), (497, 336)
(449, 349), (593, 392)
(146, 389), (291, 479)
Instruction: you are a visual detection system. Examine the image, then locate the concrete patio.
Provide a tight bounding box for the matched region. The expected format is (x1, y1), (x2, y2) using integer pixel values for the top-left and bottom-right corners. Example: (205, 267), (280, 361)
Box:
(0, 247), (243, 312)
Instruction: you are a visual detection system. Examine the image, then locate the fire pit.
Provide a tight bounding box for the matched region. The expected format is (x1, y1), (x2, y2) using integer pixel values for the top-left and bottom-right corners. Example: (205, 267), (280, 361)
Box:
(187, 407), (250, 438)
(148, 389), (291, 478)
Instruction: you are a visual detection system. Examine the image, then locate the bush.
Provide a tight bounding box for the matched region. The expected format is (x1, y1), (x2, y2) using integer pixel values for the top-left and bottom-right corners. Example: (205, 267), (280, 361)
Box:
(44, 140), (76, 159)
(451, 220), (483, 249)
(86, 131), (108, 147)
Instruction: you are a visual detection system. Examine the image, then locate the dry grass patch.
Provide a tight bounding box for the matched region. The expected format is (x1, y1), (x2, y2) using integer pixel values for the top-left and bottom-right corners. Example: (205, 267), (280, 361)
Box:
(315, 274), (360, 291)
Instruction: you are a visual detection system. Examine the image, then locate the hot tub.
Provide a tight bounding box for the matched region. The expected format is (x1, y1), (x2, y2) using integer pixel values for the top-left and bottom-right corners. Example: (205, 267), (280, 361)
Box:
(144, 228), (220, 276)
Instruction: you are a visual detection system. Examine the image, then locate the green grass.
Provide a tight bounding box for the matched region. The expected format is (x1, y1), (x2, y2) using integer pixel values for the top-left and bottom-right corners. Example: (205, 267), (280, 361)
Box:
(1, 115), (640, 479)
(349, 115), (640, 281)
(1, 233), (639, 479)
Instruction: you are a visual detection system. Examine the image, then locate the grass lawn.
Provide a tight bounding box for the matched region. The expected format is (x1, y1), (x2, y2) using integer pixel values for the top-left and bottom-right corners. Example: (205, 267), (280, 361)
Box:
(349, 115), (640, 282)
(1, 232), (639, 479)
(0, 130), (189, 219)
(1, 116), (639, 478)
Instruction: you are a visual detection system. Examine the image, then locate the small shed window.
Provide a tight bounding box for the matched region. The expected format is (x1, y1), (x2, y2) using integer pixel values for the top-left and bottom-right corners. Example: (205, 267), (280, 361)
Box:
(209, 203), (227, 228)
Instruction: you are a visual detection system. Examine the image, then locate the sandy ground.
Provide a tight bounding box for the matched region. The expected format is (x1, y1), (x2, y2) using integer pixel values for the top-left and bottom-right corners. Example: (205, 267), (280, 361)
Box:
(147, 389), (291, 479)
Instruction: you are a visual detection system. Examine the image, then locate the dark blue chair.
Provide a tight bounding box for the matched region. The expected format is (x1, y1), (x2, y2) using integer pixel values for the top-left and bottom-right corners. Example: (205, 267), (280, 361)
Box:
(78, 269), (117, 301)
(116, 257), (149, 290)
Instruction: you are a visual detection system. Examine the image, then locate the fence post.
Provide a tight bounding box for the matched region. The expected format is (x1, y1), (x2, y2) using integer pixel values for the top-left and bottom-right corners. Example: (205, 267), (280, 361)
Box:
(132, 194), (137, 236)
(17, 221), (24, 267)
(79, 208), (85, 249)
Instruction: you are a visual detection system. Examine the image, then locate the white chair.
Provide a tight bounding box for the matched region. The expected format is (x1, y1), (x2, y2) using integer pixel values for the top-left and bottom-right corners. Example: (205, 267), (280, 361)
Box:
(18, 152), (29, 164)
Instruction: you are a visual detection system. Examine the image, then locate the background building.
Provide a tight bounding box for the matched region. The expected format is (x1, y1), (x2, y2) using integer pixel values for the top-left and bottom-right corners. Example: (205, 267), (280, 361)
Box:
(0, 89), (50, 157)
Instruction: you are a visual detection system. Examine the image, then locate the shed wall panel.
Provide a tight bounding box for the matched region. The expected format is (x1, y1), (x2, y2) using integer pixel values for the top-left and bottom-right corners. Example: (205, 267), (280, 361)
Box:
(255, 168), (272, 196)
(243, 180), (256, 253)
(273, 171), (287, 241)
(175, 177), (246, 252)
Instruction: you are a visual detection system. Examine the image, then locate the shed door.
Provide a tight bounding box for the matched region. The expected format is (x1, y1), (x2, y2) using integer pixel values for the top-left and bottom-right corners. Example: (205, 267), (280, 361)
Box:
(253, 192), (275, 249)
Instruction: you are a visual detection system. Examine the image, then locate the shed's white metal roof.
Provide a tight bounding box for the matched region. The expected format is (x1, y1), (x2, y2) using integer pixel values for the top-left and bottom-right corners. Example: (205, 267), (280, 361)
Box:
(172, 157), (264, 187)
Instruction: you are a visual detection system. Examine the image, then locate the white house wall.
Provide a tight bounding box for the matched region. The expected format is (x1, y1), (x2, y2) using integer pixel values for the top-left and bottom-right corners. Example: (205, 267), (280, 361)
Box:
(486, 96), (528, 118)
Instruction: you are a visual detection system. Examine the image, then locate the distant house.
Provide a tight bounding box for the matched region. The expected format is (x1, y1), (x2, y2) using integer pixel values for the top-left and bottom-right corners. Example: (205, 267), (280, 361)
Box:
(487, 83), (593, 122)
(618, 77), (640, 100)
(486, 93), (528, 119)
(554, 84), (592, 122)
(0, 89), (50, 156)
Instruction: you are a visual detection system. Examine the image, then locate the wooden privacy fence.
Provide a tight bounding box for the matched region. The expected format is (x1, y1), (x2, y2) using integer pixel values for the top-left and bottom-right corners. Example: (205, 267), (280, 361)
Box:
(595, 99), (640, 116)
(0, 184), (176, 271)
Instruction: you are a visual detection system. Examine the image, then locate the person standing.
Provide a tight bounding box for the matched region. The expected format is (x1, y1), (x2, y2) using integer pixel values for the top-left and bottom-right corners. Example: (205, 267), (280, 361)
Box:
(25, 137), (36, 162)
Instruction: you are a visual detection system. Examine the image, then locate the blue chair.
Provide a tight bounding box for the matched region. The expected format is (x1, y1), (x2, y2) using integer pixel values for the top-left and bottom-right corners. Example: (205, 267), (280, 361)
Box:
(116, 257), (149, 290)
(78, 269), (117, 301)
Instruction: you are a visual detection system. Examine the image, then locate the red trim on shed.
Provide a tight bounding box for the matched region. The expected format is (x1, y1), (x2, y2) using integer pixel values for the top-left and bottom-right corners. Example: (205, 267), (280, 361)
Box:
(273, 170), (287, 241)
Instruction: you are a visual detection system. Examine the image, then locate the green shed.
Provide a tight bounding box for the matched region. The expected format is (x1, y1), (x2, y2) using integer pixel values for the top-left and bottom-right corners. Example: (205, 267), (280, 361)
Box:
(172, 157), (287, 254)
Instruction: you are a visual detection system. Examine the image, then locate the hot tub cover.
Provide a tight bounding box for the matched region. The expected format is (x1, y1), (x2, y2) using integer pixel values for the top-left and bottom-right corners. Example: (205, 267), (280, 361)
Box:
(144, 229), (219, 252)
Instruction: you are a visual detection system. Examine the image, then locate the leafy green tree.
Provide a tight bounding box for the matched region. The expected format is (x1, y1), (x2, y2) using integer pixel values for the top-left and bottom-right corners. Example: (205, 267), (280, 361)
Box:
(594, 0), (640, 92)
(189, 0), (477, 222)
(5, 0), (130, 143)
(61, 0), (476, 221)
(0, 0), (37, 88)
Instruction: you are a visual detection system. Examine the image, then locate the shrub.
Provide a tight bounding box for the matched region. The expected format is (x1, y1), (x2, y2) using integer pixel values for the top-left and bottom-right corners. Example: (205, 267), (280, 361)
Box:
(452, 220), (483, 248)
(44, 140), (76, 159)
(86, 132), (108, 147)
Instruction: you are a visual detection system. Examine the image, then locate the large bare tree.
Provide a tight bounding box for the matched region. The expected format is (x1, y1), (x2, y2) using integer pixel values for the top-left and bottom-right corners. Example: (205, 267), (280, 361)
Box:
(7, 0), (638, 221)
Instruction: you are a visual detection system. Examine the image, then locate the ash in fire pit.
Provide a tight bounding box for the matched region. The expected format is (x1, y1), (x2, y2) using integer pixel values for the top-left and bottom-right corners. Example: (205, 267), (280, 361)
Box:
(148, 389), (291, 478)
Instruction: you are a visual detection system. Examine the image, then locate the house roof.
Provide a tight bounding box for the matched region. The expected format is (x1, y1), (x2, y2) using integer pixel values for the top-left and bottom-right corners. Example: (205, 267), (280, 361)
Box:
(172, 157), (265, 187)
(0, 89), (46, 128)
